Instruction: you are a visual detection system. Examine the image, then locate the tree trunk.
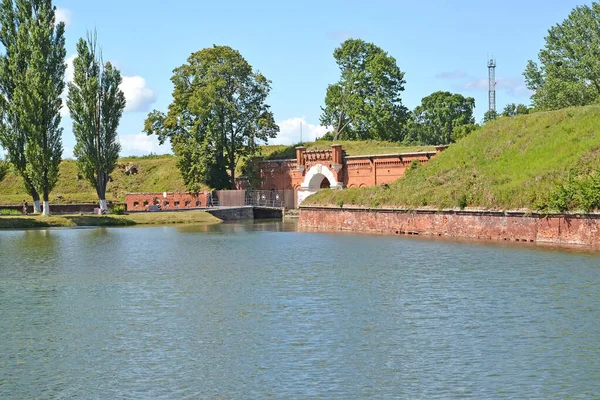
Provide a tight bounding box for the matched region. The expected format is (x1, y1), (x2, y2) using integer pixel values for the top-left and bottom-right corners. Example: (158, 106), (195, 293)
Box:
(32, 191), (41, 214)
(97, 170), (108, 210)
(42, 188), (50, 216)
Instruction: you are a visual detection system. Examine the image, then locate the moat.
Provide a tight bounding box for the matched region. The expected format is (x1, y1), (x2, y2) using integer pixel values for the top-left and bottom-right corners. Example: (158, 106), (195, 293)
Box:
(1, 221), (599, 398)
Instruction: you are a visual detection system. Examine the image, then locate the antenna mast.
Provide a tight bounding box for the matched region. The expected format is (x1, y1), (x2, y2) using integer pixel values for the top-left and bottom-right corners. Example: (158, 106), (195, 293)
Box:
(488, 57), (497, 113)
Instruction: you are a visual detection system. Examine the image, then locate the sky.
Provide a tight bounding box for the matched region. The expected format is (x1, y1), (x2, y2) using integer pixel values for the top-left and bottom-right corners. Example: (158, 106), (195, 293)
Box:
(21, 0), (597, 156)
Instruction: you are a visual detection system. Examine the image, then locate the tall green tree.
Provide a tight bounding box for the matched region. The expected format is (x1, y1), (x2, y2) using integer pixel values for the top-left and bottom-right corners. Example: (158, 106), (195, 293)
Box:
(67, 34), (126, 211)
(144, 45), (279, 190)
(410, 91), (475, 145)
(320, 39), (408, 141)
(0, 0), (43, 212)
(0, 0), (65, 216)
(524, 2), (600, 110)
(17, 0), (66, 216)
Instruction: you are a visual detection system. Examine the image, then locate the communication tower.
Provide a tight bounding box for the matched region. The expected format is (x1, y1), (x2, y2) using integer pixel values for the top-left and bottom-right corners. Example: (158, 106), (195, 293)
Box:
(488, 58), (497, 113)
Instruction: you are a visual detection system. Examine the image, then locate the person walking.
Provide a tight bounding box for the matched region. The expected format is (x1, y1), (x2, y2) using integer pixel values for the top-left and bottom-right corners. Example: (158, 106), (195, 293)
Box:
(22, 200), (28, 215)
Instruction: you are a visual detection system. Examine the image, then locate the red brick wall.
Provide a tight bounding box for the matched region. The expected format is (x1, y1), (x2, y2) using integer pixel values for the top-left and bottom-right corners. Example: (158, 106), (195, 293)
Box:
(299, 206), (600, 247)
(258, 147), (438, 191)
(126, 192), (210, 211)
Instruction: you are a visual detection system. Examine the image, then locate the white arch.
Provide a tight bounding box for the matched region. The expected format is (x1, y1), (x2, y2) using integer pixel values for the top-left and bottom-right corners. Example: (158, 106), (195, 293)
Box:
(301, 163), (339, 189)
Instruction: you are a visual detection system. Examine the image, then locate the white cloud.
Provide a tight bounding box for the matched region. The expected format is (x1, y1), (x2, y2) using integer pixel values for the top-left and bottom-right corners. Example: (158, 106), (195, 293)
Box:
(55, 8), (72, 27)
(270, 117), (329, 145)
(119, 134), (170, 156)
(60, 55), (157, 115)
(120, 76), (157, 112)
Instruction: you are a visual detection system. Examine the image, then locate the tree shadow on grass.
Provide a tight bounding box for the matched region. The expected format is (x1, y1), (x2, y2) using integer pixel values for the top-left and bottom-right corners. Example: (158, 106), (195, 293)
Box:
(67, 216), (136, 227)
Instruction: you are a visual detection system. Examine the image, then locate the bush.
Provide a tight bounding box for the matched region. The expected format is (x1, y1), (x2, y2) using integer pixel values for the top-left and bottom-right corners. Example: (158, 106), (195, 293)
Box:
(0, 209), (20, 215)
(111, 204), (127, 215)
(458, 194), (468, 210)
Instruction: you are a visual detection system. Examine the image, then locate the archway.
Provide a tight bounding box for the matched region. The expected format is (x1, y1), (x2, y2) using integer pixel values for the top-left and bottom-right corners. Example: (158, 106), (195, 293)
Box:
(297, 164), (342, 204)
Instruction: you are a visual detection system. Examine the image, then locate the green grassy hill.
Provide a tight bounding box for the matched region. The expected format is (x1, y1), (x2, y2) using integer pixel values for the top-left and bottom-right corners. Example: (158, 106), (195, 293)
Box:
(305, 105), (600, 212)
(0, 140), (432, 205)
(0, 155), (187, 205)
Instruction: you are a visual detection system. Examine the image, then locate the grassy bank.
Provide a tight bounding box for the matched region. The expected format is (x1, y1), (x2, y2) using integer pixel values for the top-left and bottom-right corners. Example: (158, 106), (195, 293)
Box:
(305, 105), (600, 212)
(0, 211), (221, 229)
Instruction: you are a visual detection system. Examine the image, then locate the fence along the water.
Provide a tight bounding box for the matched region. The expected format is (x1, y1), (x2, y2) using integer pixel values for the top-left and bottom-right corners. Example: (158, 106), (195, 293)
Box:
(213, 190), (297, 209)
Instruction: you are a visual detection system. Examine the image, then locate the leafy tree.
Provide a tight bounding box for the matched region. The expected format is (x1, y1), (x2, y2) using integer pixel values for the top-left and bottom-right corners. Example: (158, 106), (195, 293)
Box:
(0, 0), (43, 212)
(524, 2), (600, 110)
(502, 103), (530, 117)
(451, 123), (479, 142)
(410, 91), (475, 145)
(1, 0), (66, 216)
(67, 34), (126, 211)
(502, 103), (517, 117)
(145, 46), (279, 191)
(320, 39), (408, 141)
(483, 110), (498, 124)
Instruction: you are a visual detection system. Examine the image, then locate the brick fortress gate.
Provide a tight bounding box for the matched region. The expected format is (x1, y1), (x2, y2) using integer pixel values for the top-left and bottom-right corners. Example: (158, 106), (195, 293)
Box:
(254, 144), (448, 205)
(125, 144), (448, 211)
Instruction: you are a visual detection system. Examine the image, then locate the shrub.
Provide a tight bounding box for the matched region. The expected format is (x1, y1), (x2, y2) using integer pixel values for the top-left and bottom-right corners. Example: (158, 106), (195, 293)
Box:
(458, 194), (468, 210)
(0, 209), (20, 215)
(112, 204), (127, 215)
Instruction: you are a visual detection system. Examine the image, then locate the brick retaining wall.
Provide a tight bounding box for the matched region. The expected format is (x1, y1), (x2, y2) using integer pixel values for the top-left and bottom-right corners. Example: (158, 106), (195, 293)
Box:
(299, 206), (600, 247)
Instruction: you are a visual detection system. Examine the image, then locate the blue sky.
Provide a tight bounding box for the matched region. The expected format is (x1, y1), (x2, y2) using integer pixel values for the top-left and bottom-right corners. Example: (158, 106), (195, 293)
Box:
(46, 0), (591, 156)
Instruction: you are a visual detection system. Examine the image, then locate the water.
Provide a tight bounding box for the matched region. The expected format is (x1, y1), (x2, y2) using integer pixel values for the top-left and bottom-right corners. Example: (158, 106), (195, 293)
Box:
(0, 221), (599, 399)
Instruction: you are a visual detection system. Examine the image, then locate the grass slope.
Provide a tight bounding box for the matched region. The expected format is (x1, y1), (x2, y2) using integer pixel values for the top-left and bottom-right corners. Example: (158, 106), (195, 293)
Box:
(305, 105), (600, 211)
(0, 141), (434, 205)
(0, 155), (187, 205)
(0, 211), (221, 229)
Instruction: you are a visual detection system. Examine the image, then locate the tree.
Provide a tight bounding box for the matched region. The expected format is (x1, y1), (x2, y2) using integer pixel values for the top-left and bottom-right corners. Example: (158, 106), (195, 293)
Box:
(0, 0), (43, 212)
(410, 91), (475, 145)
(483, 110), (498, 124)
(145, 46), (279, 191)
(16, 0), (66, 216)
(502, 103), (530, 117)
(524, 2), (600, 110)
(320, 39), (408, 141)
(67, 34), (126, 211)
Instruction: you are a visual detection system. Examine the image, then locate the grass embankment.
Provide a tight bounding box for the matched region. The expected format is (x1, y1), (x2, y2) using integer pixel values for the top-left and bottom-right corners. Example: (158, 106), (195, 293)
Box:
(0, 154), (188, 205)
(0, 140), (434, 205)
(305, 105), (600, 212)
(0, 211), (221, 229)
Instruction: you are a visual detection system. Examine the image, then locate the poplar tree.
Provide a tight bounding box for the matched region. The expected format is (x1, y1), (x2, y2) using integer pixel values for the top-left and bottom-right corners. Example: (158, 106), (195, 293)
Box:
(67, 35), (126, 211)
(10, 0), (66, 216)
(0, 0), (42, 212)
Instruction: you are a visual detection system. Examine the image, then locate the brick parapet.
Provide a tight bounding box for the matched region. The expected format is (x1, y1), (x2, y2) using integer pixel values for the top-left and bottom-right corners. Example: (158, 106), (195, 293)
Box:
(299, 206), (600, 247)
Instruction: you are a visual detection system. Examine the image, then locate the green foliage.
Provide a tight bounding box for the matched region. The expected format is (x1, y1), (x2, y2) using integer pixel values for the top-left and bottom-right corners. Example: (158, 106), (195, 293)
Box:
(0, 0), (67, 210)
(503, 103), (530, 117)
(239, 156), (263, 189)
(457, 194), (468, 210)
(410, 91), (476, 145)
(0, 158), (7, 182)
(67, 33), (126, 208)
(524, 2), (600, 110)
(0, 208), (20, 215)
(0, 0), (44, 205)
(320, 39), (408, 141)
(544, 170), (600, 212)
(111, 204), (126, 215)
(451, 123), (478, 142)
(483, 110), (498, 124)
(145, 45), (279, 190)
(304, 105), (600, 212)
